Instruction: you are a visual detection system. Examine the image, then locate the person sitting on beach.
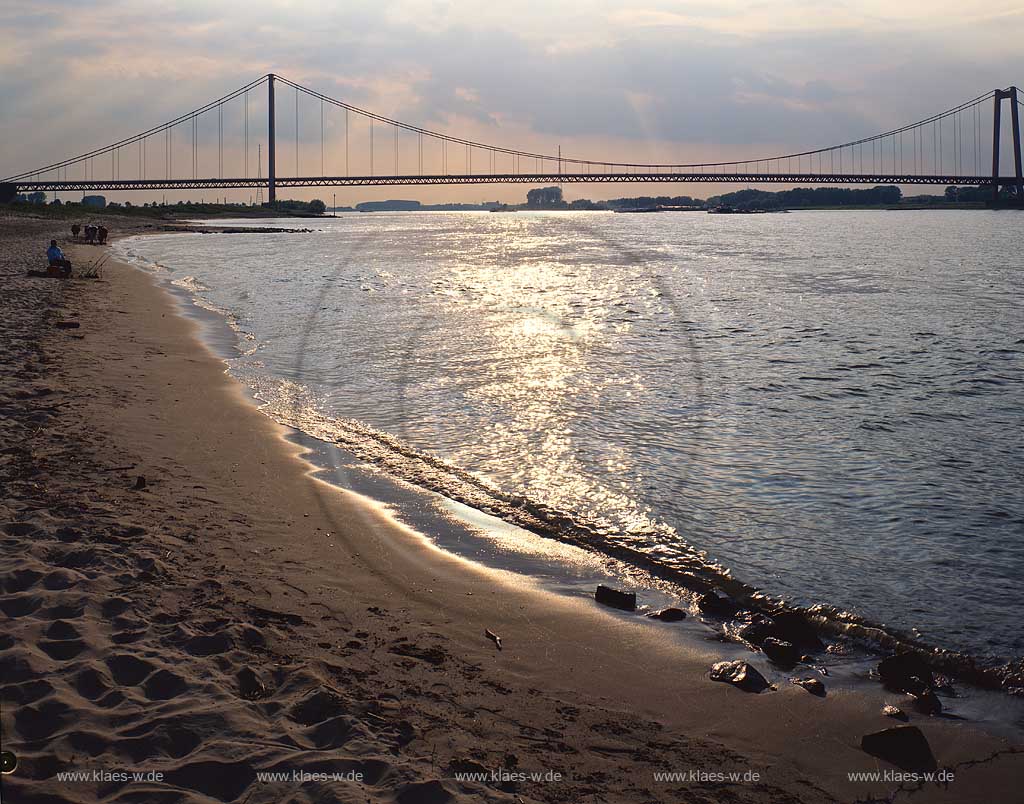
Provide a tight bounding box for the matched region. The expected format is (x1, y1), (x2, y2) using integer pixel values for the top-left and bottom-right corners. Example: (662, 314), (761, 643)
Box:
(46, 240), (72, 276)
(71, 223), (81, 239)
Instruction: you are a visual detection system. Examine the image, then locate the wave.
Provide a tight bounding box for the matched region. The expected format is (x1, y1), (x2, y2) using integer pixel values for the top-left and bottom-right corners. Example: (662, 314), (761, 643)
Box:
(115, 240), (259, 357)
(247, 375), (1023, 695)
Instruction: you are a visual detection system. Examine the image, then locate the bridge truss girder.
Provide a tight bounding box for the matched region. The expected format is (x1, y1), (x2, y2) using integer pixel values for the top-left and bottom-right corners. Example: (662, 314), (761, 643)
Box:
(10, 173), (1003, 194)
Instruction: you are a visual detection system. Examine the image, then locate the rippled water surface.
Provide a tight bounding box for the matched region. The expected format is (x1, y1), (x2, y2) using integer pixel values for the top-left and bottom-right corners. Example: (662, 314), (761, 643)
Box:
(120, 210), (1024, 662)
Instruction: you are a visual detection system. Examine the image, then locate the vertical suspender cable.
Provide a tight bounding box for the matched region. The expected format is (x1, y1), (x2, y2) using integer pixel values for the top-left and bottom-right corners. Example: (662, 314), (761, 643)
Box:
(975, 101), (980, 175)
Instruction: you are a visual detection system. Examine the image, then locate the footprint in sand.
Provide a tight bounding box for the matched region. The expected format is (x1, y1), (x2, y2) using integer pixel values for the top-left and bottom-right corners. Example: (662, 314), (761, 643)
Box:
(4, 678), (54, 706)
(74, 665), (112, 701)
(15, 698), (70, 740)
(105, 653), (156, 686)
(42, 569), (80, 590)
(101, 596), (133, 618)
(44, 620), (80, 640)
(38, 639), (87, 661)
(143, 668), (188, 700)
(183, 631), (233, 656)
(1, 568), (42, 592)
(288, 688), (349, 725)
(0, 594), (43, 619)
(41, 602), (85, 621)
(46, 546), (101, 570)
(162, 759), (258, 802)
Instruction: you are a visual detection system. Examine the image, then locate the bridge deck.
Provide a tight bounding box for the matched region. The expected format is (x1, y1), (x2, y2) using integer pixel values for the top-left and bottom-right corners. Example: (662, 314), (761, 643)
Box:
(7, 173), (1008, 193)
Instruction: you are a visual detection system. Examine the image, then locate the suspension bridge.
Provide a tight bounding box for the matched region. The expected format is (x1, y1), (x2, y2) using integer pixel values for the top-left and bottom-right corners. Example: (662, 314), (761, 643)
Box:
(4, 74), (1023, 202)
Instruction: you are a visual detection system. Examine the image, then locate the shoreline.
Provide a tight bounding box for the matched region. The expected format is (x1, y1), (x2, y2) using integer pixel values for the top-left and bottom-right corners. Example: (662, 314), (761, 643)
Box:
(114, 226), (1024, 701)
(1, 214), (1021, 802)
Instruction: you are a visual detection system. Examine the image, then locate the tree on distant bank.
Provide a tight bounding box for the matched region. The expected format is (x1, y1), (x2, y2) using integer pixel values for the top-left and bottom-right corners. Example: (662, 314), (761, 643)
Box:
(0, 184), (16, 204)
(308, 199), (326, 214)
(526, 186), (566, 208)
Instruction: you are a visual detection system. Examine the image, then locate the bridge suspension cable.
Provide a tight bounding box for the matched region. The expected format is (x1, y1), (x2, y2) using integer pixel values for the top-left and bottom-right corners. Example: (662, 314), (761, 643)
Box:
(4, 73), (1021, 191)
(272, 74), (1003, 175)
(3, 76), (269, 184)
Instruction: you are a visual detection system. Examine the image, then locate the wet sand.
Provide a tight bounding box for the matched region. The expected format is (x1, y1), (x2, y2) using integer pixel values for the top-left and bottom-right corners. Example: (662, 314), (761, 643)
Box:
(1, 212), (1021, 803)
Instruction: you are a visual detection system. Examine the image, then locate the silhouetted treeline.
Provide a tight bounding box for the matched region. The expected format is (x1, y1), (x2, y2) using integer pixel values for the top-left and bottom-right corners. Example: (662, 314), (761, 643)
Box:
(943, 185), (1021, 202)
(605, 195), (701, 210)
(706, 186), (902, 209)
(267, 199), (326, 214)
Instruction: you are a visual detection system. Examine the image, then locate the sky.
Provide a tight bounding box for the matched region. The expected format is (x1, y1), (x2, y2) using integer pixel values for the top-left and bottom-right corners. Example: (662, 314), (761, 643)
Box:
(1, 0), (1022, 203)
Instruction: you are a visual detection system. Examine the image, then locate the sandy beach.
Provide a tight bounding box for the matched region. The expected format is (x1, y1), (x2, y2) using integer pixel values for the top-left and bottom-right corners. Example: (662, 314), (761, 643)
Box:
(1, 211), (1021, 803)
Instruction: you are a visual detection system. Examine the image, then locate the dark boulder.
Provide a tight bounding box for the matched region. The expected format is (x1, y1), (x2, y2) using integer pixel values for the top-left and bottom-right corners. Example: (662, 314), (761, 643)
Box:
(648, 607), (686, 622)
(860, 726), (937, 772)
(697, 590), (740, 617)
(932, 675), (957, 696)
(595, 585), (636, 612)
(878, 653), (934, 696)
(769, 611), (824, 651)
(737, 614), (776, 647)
(791, 677), (826, 697)
(736, 612), (822, 653)
(762, 638), (798, 668)
(910, 690), (943, 715)
(709, 661), (770, 693)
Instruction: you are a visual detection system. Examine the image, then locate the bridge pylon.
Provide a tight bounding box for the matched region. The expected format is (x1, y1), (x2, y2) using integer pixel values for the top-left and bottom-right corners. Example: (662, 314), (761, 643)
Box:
(992, 86), (1023, 201)
(268, 74), (276, 205)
